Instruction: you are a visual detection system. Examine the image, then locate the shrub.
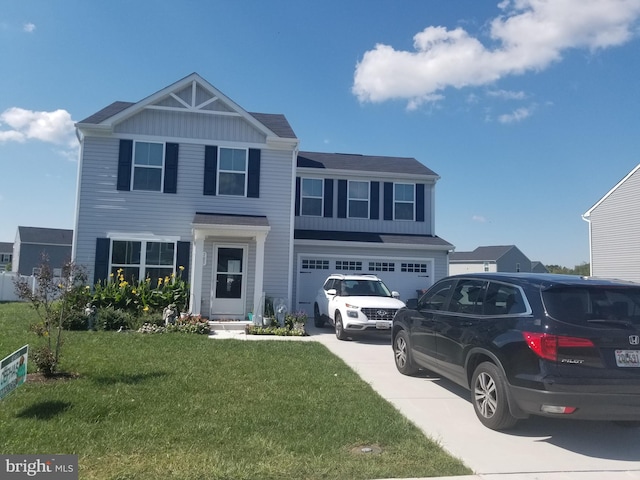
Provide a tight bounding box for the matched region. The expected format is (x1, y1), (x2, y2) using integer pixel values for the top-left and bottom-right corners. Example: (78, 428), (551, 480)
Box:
(97, 307), (134, 331)
(139, 314), (209, 335)
(31, 345), (57, 377)
(91, 267), (190, 316)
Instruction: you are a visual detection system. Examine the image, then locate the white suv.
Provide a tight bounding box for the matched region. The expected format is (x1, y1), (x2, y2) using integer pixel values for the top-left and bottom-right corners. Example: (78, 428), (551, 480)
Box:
(314, 274), (406, 340)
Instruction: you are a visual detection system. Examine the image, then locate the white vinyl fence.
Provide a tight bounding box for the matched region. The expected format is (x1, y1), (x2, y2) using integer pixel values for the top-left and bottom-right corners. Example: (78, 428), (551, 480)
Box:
(0, 272), (34, 302)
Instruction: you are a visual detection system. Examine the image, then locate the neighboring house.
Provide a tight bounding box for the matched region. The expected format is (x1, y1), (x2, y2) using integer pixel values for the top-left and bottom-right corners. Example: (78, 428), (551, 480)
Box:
(449, 245), (532, 275)
(582, 163), (640, 282)
(530, 261), (549, 274)
(73, 73), (453, 319)
(12, 227), (73, 275)
(0, 242), (12, 271)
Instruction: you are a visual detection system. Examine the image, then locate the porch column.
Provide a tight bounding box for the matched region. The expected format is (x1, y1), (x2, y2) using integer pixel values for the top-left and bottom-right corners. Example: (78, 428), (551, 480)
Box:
(253, 232), (267, 317)
(189, 231), (205, 316)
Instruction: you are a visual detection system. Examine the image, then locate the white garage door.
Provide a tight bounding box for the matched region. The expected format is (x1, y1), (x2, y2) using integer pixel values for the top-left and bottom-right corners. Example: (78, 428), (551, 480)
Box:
(296, 256), (434, 315)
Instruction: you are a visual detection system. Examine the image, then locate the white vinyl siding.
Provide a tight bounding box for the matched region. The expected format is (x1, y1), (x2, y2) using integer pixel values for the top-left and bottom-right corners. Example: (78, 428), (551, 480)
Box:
(74, 137), (293, 307)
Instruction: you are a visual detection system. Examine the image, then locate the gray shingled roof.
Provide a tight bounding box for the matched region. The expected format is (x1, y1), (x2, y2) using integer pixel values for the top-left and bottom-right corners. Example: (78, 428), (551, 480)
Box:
(17, 227), (73, 245)
(449, 245), (516, 262)
(78, 102), (297, 139)
(0, 242), (13, 251)
(295, 229), (453, 248)
(193, 212), (269, 227)
(297, 151), (438, 176)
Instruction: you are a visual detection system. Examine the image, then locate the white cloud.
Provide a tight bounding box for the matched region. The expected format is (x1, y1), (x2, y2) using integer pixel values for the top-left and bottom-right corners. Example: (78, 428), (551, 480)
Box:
(23, 23), (36, 33)
(0, 108), (78, 159)
(353, 0), (640, 107)
(472, 215), (488, 223)
(0, 107), (76, 146)
(487, 89), (527, 100)
(498, 107), (533, 123)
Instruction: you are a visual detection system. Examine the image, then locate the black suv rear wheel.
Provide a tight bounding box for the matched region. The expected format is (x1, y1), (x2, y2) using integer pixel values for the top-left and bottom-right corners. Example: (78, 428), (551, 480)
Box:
(471, 362), (517, 430)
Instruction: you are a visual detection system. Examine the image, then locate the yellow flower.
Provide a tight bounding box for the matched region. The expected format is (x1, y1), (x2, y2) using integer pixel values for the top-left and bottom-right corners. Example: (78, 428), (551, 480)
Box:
(179, 265), (185, 271)
(117, 268), (123, 274)
(132, 289), (137, 294)
(158, 278), (163, 285)
(85, 286), (90, 290)
(110, 273), (114, 277)
(146, 278), (151, 283)
(143, 306), (149, 312)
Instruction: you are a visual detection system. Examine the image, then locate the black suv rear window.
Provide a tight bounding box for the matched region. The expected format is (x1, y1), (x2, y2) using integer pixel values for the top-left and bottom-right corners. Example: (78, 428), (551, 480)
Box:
(542, 286), (640, 327)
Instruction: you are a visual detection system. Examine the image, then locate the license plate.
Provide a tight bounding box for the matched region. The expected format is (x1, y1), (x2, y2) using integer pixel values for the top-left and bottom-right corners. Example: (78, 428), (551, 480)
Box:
(376, 321), (391, 330)
(615, 350), (640, 367)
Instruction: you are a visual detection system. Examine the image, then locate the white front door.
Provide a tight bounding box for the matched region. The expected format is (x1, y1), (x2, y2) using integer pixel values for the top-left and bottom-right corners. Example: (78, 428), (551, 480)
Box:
(212, 245), (247, 316)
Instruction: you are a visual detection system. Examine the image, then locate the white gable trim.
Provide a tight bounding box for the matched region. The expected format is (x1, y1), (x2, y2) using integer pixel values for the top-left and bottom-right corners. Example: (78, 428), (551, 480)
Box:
(89, 73), (279, 140)
(583, 163), (640, 220)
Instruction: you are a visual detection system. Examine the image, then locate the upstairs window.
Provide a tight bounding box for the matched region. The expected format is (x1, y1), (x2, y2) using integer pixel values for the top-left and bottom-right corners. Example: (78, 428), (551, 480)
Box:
(301, 178), (323, 216)
(394, 183), (415, 220)
(218, 148), (247, 196)
(348, 181), (369, 218)
(133, 142), (164, 191)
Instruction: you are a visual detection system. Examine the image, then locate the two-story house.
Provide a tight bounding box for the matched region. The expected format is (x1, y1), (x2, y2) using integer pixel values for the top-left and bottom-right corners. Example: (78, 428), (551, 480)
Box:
(583, 163), (640, 282)
(12, 227), (73, 276)
(73, 73), (453, 319)
(449, 245), (532, 275)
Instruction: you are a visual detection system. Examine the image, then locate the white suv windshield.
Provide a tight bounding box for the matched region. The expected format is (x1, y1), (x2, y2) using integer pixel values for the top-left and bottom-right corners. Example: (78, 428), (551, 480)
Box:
(339, 279), (392, 297)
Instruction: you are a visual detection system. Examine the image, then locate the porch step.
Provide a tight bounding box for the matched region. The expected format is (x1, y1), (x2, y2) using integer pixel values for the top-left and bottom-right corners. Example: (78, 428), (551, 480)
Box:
(208, 321), (251, 332)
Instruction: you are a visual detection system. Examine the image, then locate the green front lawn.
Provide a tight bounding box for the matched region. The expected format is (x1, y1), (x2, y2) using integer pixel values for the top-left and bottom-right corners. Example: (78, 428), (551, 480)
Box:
(0, 302), (471, 479)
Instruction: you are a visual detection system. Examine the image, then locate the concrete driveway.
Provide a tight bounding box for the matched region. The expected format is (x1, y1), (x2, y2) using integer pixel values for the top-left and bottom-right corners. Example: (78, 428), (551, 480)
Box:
(302, 323), (640, 480)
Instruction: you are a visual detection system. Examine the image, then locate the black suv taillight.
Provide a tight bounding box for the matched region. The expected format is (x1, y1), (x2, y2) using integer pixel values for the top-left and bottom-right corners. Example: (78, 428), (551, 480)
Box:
(523, 332), (595, 361)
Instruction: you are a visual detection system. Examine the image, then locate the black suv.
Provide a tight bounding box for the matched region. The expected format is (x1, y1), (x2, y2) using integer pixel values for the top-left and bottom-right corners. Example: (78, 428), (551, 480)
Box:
(392, 273), (640, 430)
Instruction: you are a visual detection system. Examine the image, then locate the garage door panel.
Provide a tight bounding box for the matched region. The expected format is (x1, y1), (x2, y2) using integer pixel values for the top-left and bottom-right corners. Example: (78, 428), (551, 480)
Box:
(296, 256), (434, 314)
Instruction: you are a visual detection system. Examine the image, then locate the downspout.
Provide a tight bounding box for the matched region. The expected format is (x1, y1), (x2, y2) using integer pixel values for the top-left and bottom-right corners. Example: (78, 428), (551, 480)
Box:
(287, 144), (300, 312)
(71, 127), (84, 263)
(581, 212), (593, 276)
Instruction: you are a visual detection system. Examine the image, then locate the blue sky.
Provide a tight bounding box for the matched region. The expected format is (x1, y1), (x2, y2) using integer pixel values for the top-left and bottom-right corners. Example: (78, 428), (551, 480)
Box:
(1, 0), (639, 268)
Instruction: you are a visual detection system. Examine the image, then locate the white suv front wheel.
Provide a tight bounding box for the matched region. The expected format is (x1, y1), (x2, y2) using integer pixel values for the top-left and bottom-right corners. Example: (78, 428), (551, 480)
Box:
(335, 312), (347, 340)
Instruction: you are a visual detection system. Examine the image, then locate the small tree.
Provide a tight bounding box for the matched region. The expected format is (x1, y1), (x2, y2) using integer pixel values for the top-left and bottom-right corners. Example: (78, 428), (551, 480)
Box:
(14, 255), (88, 376)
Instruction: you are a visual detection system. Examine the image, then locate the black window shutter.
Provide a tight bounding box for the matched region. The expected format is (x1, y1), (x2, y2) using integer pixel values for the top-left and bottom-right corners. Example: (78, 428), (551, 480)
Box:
(247, 149), (261, 198)
(176, 241), (191, 281)
(337, 180), (347, 218)
(295, 177), (301, 216)
(117, 139), (133, 191)
(94, 238), (110, 285)
(164, 143), (179, 194)
(203, 146), (217, 196)
(416, 184), (425, 222)
(370, 182), (380, 220)
(324, 179), (333, 218)
(383, 182), (393, 220)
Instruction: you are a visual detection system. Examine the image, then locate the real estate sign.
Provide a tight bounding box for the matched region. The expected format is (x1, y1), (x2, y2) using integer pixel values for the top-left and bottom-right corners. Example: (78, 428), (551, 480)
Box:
(0, 345), (28, 400)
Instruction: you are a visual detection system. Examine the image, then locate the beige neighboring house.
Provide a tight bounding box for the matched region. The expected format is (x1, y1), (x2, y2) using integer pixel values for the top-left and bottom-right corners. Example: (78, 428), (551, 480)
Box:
(449, 245), (533, 275)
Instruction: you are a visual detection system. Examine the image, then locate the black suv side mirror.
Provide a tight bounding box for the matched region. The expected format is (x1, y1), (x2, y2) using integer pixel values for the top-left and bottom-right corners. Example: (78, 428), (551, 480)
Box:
(406, 298), (418, 310)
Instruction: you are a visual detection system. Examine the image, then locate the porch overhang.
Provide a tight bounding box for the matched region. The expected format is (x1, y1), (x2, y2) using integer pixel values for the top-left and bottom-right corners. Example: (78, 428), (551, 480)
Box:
(189, 213), (271, 317)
